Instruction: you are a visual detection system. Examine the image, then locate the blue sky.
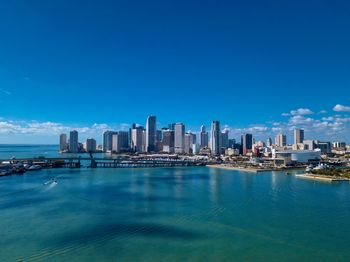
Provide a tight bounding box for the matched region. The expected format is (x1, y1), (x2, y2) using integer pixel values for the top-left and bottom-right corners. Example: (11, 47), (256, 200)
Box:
(0, 0), (350, 144)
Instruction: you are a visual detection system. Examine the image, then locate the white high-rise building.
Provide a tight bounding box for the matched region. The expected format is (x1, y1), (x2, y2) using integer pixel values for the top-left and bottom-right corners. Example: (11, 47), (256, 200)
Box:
(210, 120), (220, 155)
(132, 127), (144, 153)
(69, 130), (79, 153)
(59, 133), (67, 152)
(174, 123), (185, 154)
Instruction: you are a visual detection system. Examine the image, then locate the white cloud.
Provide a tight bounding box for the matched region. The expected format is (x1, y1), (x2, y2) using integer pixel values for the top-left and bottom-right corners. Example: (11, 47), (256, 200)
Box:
(290, 108), (314, 116)
(281, 113), (290, 117)
(333, 104), (350, 112)
(2, 104), (350, 143)
(0, 119), (115, 143)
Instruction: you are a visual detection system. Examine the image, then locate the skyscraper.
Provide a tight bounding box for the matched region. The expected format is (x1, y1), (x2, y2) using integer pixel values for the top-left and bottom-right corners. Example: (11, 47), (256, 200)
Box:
(103, 131), (117, 152)
(294, 128), (304, 144)
(241, 133), (253, 155)
(266, 137), (273, 147)
(162, 130), (175, 153)
(210, 120), (220, 155)
(184, 133), (191, 154)
(184, 132), (196, 154)
(276, 134), (287, 147)
(86, 138), (96, 152)
(112, 131), (129, 153)
(132, 126), (144, 153)
(200, 125), (209, 148)
(59, 133), (67, 152)
(69, 130), (79, 153)
(168, 123), (176, 131)
(174, 123), (185, 154)
(220, 129), (229, 150)
(146, 115), (157, 152)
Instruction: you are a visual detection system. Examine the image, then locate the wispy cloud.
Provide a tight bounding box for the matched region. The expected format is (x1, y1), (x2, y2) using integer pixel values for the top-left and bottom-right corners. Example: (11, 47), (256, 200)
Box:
(0, 88), (11, 95)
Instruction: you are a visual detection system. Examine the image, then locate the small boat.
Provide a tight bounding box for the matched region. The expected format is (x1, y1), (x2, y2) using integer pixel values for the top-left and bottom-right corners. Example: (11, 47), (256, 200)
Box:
(306, 165), (314, 173)
(43, 178), (57, 185)
(27, 165), (42, 171)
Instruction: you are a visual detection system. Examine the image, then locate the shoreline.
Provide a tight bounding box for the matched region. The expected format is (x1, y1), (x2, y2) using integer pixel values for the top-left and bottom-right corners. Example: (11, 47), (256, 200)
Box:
(296, 174), (350, 182)
(206, 164), (300, 173)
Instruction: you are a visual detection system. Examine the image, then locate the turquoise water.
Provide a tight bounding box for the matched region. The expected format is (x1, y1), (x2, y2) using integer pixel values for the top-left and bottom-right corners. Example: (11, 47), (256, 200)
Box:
(1, 146), (350, 261)
(0, 144), (107, 159)
(0, 144), (60, 159)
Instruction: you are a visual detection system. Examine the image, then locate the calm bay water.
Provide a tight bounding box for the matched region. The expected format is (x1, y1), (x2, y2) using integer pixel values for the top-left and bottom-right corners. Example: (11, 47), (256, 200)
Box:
(0, 144), (107, 159)
(1, 146), (350, 261)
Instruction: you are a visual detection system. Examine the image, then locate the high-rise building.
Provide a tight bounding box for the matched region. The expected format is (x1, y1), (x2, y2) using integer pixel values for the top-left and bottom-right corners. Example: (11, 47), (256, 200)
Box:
(156, 129), (163, 151)
(103, 131), (117, 152)
(86, 138), (96, 152)
(266, 137), (272, 147)
(228, 138), (236, 148)
(276, 134), (287, 147)
(294, 128), (304, 144)
(112, 131), (129, 153)
(200, 125), (209, 148)
(168, 123), (176, 131)
(132, 126), (144, 153)
(220, 129), (229, 149)
(146, 115), (157, 152)
(184, 133), (191, 154)
(210, 120), (220, 155)
(174, 123), (185, 154)
(142, 129), (147, 152)
(162, 130), (175, 153)
(184, 132), (196, 154)
(241, 133), (253, 155)
(69, 130), (79, 153)
(59, 133), (67, 152)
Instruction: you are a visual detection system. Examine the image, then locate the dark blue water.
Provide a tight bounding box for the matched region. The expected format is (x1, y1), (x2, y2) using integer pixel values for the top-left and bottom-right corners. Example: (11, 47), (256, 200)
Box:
(1, 146), (350, 261)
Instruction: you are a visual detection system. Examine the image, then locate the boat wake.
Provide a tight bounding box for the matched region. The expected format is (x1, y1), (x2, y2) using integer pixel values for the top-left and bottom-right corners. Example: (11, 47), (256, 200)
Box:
(43, 179), (58, 190)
